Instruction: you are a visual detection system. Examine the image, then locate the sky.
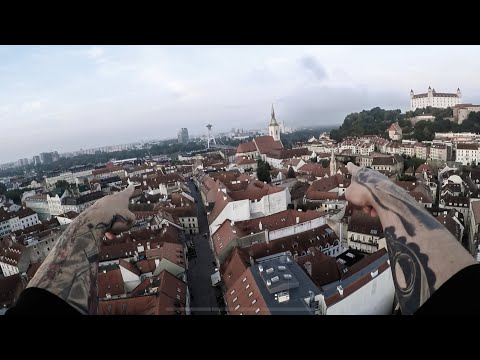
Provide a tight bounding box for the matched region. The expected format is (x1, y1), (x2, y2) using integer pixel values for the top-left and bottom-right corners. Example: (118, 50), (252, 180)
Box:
(1, 45), (480, 163)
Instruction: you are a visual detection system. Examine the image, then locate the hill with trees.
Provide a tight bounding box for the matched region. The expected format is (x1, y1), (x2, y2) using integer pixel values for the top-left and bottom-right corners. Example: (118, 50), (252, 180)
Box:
(329, 107), (404, 141)
(330, 106), (480, 142)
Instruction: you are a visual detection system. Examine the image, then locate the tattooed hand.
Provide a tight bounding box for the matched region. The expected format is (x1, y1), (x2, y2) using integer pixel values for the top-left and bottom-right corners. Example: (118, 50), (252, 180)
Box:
(345, 163), (476, 315)
(27, 185), (136, 315)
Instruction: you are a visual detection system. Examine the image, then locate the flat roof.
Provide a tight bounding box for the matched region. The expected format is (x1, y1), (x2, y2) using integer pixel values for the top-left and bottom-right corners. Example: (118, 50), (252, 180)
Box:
(250, 253), (322, 315)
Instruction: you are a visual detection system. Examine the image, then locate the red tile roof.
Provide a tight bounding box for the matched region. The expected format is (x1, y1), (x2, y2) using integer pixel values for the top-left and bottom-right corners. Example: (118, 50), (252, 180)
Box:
(236, 141), (257, 154)
(253, 136), (283, 155)
(220, 247), (251, 289)
(97, 268), (125, 298)
(348, 208), (383, 236)
(415, 163), (433, 174)
(457, 143), (478, 150)
(245, 225), (338, 260)
(235, 156), (257, 165)
(0, 273), (22, 306)
(136, 259), (157, 274)
(224, 267), (270, 315)
(119, 258), (141, 276)
(298, 163), (330, 178)
(297, 251), (341, 287)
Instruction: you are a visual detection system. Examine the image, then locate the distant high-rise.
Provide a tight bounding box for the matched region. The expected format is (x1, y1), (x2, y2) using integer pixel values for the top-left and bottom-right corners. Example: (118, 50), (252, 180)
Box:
(177, 128), (189, 144)
(33, 156), (41, 165)
(40, 152), (56, 164)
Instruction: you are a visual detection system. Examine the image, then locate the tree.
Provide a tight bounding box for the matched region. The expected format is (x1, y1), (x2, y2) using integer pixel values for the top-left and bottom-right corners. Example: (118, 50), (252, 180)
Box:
(310, 156), (317, 163)
(320, 159), (330, 168)
(0, 182), (6, 195)
(287, 167), (295, 178)
(256, 159), (271, 183)
(55, 180), (71, 189)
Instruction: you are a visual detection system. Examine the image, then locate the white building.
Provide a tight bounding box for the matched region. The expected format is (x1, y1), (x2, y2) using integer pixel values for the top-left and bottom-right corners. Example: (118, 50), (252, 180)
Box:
(45, 166), (94, 187)
(410, 87), (462, 110)
(388, 123), (402, 141)
(453, 104), (480, 124)
(25, 191), (104, 220)
(469, 200), (480, 256)
(347, 209), (383, 254)
(322, 250), (395, 315)
(208, 186), (291, 235)
(456, 143), (479, 165)
(429, 143), (447, 161)
(0, 208), (40, 236)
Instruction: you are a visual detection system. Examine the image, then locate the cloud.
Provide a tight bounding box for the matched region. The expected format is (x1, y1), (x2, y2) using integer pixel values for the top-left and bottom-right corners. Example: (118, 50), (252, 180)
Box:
(278, 85), (405, 127)
(86, 46), (105, 61)
(299, 56), (328, 81)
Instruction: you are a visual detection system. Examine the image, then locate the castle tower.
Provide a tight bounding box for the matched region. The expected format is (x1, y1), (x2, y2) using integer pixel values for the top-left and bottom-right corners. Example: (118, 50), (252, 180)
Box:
(410, 89), (414, 99)
(428, 86), (433, 97)
(330, 149), (336, 176)
(457, 87), (462, 98)
(269, 104), (281, 142)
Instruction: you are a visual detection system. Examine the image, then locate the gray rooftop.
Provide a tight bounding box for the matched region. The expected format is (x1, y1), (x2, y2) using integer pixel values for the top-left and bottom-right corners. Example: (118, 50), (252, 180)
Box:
(250, 252), (321, 315)
(321, 251), (389, 299)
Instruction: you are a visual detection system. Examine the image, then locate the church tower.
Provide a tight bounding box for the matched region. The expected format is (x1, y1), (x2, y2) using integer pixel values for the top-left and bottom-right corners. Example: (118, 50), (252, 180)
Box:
(330, 149), (336, 176)
(269, 104), (281, 142)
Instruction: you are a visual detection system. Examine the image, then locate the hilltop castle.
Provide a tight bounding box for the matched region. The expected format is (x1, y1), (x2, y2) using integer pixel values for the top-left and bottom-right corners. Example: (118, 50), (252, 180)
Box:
(410, 87), (462, 110)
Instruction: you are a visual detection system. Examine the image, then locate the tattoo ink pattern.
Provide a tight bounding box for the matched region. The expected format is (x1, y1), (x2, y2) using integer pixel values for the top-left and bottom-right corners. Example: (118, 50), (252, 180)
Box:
(25, 185), (136, 315)
(384, 226), (436, 315)
(351, 167), (442, 314)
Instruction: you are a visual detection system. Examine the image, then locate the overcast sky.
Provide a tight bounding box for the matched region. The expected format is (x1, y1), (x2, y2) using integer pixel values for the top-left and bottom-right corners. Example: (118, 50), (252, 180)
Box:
(1, 45), (479, 163)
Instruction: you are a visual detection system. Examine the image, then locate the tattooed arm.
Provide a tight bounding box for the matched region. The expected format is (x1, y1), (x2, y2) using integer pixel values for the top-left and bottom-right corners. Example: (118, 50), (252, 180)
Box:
(345, 163), (476, 315)
(27, 185), (136, 315)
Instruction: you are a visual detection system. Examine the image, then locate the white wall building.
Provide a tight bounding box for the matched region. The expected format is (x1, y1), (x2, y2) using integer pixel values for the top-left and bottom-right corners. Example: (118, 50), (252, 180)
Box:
(456, 143), (479, 165)
(209, 187), (291, 235)
(410, 87), (462, 110)
(429, 143), (447, 161)
(323, 253), (395, 315)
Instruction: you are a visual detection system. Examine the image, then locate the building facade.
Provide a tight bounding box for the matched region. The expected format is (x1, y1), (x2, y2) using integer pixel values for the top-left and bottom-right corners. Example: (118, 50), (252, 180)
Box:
(410, 87), (462, 110)
(177, 128), (189, 144)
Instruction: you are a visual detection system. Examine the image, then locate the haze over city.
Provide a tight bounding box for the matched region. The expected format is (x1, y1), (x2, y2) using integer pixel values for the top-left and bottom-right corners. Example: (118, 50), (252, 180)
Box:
(1, 45), (480, 163)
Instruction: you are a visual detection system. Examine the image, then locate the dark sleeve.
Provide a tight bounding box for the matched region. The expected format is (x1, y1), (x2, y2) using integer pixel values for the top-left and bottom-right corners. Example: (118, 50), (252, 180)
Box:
(415, 264), (480, 315)
(5, 287), (82, 316)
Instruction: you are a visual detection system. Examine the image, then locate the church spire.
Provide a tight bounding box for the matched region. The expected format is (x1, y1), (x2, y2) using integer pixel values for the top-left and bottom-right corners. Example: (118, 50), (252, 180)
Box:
(270, 104), (279, 126)
(330, 149), (336, 176)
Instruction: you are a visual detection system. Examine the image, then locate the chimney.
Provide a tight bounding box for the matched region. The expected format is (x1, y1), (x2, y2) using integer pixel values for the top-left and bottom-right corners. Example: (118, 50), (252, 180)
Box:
(259, 221), (262, 231)
(304, 261), (312, 276)
(296, 216), (300, 224)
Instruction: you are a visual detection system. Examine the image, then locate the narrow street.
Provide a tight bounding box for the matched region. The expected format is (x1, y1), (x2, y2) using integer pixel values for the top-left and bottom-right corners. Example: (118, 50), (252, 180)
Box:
(186, 180), (223, 315)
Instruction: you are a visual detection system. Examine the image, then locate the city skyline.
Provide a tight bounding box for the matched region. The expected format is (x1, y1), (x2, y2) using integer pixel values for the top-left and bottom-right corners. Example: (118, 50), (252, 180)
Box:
(2, 45), (480, 163)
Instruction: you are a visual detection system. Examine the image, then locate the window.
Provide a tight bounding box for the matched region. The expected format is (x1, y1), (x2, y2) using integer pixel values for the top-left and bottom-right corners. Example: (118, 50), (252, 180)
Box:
(230, 289), (235, 295)
(177, 294), (181, 300)
(235, 305), (240, 310)
(245, 284), (250, 289)
(255, 308), (260, 313)
(242, 277), (247, 282)
(248, 291), (253, 297)
(233, 297), (238, 303)
(252, 299), (257, 305)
